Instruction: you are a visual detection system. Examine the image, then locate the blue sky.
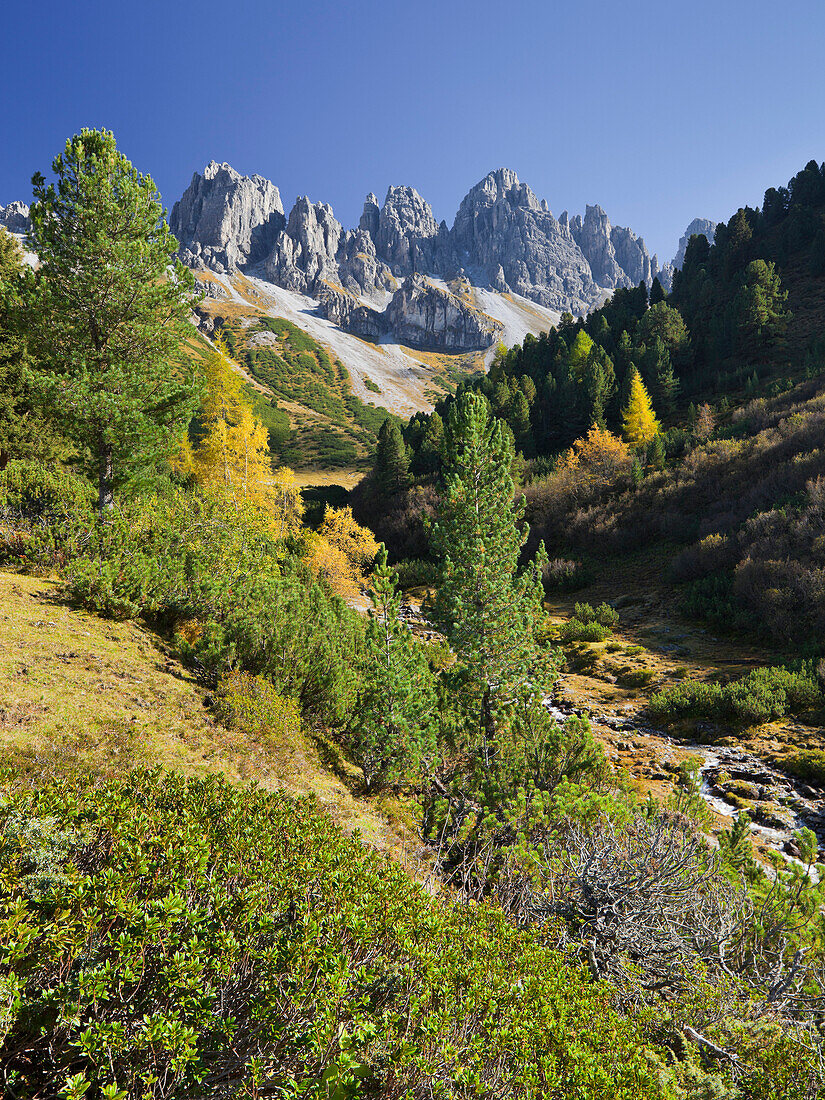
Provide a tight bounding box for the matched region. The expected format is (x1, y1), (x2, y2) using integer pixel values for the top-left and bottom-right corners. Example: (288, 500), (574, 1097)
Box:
(3, 0), (825, 262)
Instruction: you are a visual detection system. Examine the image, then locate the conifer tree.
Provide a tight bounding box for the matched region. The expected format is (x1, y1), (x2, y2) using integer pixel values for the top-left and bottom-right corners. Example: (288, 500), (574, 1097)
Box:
(649, 276), (666, 305)
(429, 391), (555, 761)
(0, 230), (63, 465)
(25, 129), (199, 513)
(622, 367), (660, 446)
(374, 418), (409, 496)
(348, 544), (437, 788)
(189, 337), (302, 536)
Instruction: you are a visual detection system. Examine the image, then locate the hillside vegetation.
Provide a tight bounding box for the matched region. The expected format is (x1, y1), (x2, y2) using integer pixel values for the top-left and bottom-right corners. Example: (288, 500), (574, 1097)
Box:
(2, 131), (825, 1097)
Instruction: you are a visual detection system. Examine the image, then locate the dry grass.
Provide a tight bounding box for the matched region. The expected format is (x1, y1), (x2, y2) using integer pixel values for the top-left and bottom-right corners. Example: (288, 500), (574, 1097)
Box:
(0, 571), (420, 859)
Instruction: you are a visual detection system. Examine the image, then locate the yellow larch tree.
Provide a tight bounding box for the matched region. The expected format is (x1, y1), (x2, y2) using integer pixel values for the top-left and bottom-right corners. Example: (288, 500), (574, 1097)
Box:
(188, 337), (303, 537)
(622, 367), (660, 446)
(309, 505), (379, 600)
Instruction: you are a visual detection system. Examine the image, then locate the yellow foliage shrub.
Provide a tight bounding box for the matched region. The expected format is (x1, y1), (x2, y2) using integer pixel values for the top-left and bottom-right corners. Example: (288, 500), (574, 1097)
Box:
(307, 533), (361, 600)
(318, 505), (378, 568)
(561, 425), (633, 483)
(216, 670), (301, 745)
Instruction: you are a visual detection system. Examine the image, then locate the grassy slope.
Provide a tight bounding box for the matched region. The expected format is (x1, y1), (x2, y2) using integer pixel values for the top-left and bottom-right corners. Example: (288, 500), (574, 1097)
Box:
(0, 571), (420, 857)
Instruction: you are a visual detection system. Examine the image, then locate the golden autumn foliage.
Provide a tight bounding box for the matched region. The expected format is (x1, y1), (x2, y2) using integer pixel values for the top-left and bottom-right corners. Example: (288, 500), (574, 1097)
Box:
(309, 506), (379, 600)
(181, 338), (303, 538)
(318, 505), (379, 569)
(622, 367), (660, 446)
(560, 425), (633, 483)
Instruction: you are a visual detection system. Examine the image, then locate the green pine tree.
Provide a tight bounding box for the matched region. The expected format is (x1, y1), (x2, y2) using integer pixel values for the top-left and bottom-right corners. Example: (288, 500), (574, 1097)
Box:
(374, 418), (410, 496)
(649, 276), (666, 304)
(25, 128), (199, 513)
(348, 544), (437, 789)
(0, 230), (65, 465)
(428, 391), (558, 763)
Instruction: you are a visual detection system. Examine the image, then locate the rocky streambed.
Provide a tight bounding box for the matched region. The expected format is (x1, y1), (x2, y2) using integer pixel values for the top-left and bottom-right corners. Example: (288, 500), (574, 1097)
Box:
(544, 696), (825, 869)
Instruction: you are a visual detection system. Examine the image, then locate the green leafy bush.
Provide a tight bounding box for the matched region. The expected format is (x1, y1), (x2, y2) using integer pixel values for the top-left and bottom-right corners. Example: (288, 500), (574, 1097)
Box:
(0, 460), (96, 570)
(649, 664), (822, 726)
(392, 556), (438, 587)
(778, 749), (825, 787)
(574, 601), (620, 629)
(558, 618), (612, 643)
(58, 489), (362, 724)
(0, 769), (676, 1099)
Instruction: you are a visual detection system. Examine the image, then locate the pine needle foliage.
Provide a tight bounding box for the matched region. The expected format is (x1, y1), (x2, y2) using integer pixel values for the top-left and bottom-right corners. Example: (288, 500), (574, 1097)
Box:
(429, 391), (558, 757)
(346, 544), (437, 788)
(25, 129), (200, 513)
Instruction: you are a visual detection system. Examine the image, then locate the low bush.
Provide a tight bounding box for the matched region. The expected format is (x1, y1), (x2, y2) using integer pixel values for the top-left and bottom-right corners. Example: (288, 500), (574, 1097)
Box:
(0, 769), (678, 1099)
(574, 600), (620, 628)
(778, 749), (825, 788)
(215, 670), (301, 746)
(619, 667), (656, 688)
(558, 618), (612, 643)
(392, 557), (438, 588)
(649, 664), (822, 726)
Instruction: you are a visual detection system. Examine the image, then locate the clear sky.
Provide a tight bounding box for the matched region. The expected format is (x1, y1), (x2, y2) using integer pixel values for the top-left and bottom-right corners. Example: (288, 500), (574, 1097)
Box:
(3, 0), (825, 263)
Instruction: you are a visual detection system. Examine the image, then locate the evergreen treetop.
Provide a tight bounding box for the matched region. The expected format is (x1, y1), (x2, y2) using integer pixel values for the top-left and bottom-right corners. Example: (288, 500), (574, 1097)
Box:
(26, 128), (199, 513)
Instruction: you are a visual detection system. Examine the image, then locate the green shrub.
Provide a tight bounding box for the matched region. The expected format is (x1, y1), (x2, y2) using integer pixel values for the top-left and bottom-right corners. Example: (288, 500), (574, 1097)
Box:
(558, 618), (612, 643)
(649, 664), (822, 726)
(0, 769), (679, 1099)
(59, 489), (362, 724)
(215, 670), (301, 746)
(778, 749), (825, 787)
(0, 460), (97, 571)
(573, 601), (620, 629)
(619, 667), (656, 689)
(393, 557), (438, 587)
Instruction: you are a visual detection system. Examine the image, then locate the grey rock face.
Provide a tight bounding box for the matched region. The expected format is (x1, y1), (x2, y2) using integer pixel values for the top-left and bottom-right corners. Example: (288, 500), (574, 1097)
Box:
(0, 201), (30, 235)
(569, 204), (627, 288)
(336, 229), (396, 298)
(264, 197), (343, 294)
(172, 161), (669, 331)
(374, 185), (442, 275)
(568, 204), (657, 289)
(451, 169), (599, 313)
(359, 193), (380, 239)
(169, 161), (284, 273)
(385, 274), (503, 350)
(316, 285), (384, 339)
(317, 274), (503, 350)
(611, 224), (655, 286)
(672, 217), (717, 270)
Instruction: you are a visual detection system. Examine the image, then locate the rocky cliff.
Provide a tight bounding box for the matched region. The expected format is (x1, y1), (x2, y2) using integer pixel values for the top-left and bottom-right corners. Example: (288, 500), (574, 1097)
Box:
(318, 274), (503, 350)
(450, 169), (598, 312)
(169, 161), (284, 273)
(0, 201), (30, 235)
(170, 162), (669, 347)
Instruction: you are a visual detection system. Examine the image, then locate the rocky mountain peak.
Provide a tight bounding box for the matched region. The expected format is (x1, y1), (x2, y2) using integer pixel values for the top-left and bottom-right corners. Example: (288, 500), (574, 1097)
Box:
(459, 168), (542, 214)
(169, 163), (284, 273)
(0, 201), (31, 235)
(359, 193), (380, 238)
(374, 185), (441, 275)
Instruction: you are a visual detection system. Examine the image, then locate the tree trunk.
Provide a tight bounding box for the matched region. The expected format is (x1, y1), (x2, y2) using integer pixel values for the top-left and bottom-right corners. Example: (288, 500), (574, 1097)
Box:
(480, 685), (495, 769)
(98, 441), (114, 515)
